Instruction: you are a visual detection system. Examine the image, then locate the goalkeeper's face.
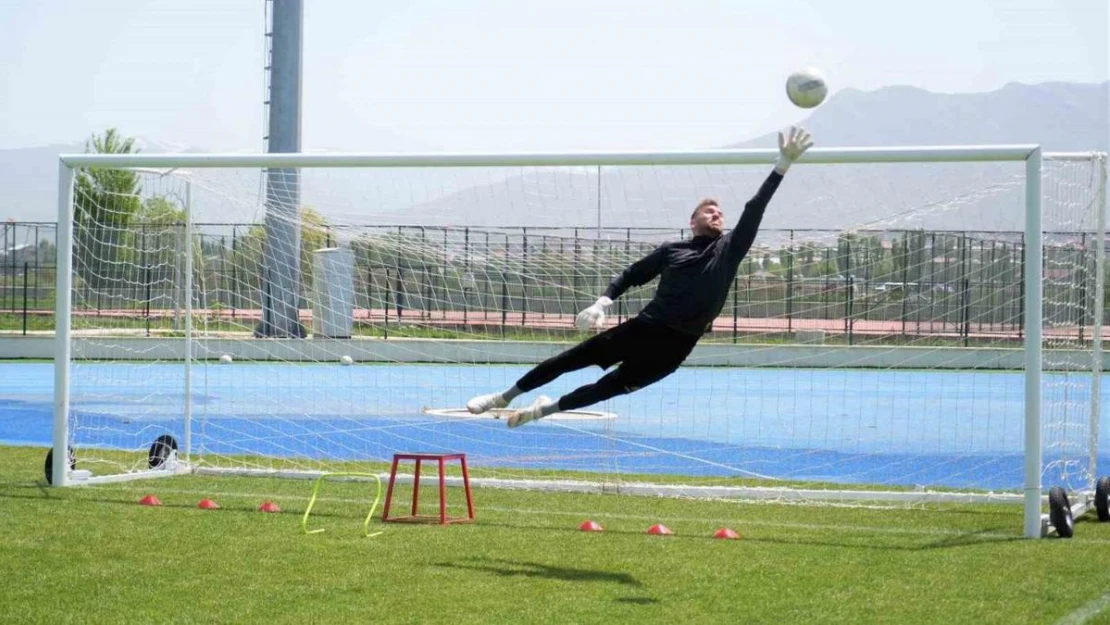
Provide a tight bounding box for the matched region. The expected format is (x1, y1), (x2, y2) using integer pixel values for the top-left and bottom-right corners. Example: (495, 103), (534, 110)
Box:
(690, 202), (724, 237)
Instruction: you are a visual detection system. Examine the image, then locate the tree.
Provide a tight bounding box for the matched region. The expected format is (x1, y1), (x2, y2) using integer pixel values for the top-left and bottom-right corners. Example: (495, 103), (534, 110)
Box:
(795, 243), (822, 278)
(74, 128), (141, 228)
(908, 230), (928, 284)
(855, 234), (888, 281)
(298, 206), (330, 291)
(778, 245), (795, 278)
(128, 195), (190, 287)
(836, 232), (853, 276)
(739, 256), (757, 276)
(36, 238), (55, 265)
(236, 205), (331, 297)
(136, 195), (185, 225)
(73, 129), (142, 288)
(893, 230), (928, 284)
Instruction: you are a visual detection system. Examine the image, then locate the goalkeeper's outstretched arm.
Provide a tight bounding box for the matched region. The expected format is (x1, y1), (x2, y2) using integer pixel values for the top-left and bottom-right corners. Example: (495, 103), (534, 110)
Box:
(575, 245), (668, 330)
(727, 126), (814, 262)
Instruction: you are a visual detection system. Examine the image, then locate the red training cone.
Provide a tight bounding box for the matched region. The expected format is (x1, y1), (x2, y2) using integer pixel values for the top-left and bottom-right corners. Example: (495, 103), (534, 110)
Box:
(713, 527), (740, 540)
(258, 500), (280, 513)
(646, 523), (672, 535)
(197, 499), (220, 510)
(139, 495), (162, 507)
(579, 519), (604, 532)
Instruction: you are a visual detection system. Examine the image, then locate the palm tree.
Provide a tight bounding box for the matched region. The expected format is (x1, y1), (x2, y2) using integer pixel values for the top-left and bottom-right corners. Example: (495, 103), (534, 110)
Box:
(73, 128), (142, 289)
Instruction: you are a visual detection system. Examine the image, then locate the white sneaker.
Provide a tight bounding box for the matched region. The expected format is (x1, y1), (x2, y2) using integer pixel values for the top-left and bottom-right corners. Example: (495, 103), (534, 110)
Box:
(507, 395), (554, 429)
(466, 392), (509, 415)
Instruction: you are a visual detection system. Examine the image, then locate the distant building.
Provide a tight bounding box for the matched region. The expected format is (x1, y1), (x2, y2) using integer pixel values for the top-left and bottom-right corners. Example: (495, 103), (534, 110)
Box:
(0, 243), (36, 265)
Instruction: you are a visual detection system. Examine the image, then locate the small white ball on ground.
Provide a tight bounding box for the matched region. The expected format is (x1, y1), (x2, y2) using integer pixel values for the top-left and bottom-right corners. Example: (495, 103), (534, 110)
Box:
(786, 67), (828, 109)
(340, 355), (353, 366)
(219, 354), (233, 365)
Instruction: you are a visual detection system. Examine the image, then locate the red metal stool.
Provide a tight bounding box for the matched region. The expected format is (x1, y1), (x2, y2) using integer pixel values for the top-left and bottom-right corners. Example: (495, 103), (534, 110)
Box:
(382, 453), (474, 524)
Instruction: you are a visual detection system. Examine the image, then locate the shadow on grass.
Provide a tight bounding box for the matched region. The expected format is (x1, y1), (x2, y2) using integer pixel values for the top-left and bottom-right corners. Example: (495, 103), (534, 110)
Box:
(433, 557), (643, 587)
(741, 528), (1029, 552)
(914, 527), (1026, 550)
(432, 557), (661, 605)
(614, 597), (660, 605)
(434, 512), (1037, 552)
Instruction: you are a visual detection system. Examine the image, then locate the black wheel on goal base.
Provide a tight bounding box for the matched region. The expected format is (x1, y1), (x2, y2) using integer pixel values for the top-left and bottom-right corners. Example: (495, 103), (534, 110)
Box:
(1049, 487), (1075, 538)
(1096, 477), (1110, 522)
(44, 447), (76, 485)
(148, 435), (179, 469)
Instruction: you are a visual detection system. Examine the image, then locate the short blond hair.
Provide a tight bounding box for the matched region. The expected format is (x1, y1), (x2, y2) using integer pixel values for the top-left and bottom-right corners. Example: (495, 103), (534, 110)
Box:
(690, 198), (719, 219)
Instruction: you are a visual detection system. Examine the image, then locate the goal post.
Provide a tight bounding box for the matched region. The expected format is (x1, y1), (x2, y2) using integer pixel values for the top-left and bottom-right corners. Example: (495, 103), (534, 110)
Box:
(51, 145), (1106, 539)
(1024, 148), (1043, 539)
(52, 160), (75, 488)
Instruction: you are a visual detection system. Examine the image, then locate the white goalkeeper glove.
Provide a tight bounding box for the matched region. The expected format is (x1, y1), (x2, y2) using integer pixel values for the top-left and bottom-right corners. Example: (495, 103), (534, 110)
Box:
(774, 125), (814, 174)
(575, 296), (612, 331)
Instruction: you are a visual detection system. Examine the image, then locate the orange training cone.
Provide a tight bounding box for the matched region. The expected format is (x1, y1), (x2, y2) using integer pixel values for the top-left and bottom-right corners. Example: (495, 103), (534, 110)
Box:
(713, 527), (740, 540)
(646, 523), (672, 535)
(579, 519), (604, 532)
(198, 499), (220, 510)
(258, 500), (280, 513)
(139, 495), (162, 507)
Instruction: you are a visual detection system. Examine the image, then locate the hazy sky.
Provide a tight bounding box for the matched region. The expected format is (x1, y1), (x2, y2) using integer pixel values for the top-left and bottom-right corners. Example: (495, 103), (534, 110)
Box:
(0, 0), (1106, 152)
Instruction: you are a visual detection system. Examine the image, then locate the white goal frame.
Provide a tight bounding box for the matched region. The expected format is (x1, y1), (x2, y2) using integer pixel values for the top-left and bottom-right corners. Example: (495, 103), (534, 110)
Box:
(52, 145), (1107, 539)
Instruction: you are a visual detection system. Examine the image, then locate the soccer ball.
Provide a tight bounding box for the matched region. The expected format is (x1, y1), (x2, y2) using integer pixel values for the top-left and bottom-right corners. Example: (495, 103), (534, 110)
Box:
(340, 355), (353, 366)
(785, 68), (828, 109)
(219, 354), (233, 365)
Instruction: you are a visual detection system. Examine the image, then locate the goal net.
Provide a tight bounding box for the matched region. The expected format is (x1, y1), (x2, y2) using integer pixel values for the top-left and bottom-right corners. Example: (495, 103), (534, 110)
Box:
(52, 147), (1107, 536)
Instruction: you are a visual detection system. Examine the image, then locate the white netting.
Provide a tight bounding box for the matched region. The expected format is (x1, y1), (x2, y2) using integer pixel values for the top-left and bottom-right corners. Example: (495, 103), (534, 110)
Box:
(60, 152), (1106, 505)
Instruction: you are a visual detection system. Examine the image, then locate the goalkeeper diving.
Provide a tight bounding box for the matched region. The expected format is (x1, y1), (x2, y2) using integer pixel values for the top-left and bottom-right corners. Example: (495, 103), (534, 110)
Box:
(468, 126), (814, 427)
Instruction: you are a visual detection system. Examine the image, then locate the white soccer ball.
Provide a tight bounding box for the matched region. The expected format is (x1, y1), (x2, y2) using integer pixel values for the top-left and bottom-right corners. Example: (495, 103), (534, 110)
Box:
(340, 355), (353, 366)
(219, 354), (233, 365)
(786, 67), (828, 109)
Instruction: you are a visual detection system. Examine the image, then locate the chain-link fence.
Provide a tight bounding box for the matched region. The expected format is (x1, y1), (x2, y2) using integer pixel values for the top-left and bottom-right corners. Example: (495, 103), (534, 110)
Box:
(3, 220), (1104, 344)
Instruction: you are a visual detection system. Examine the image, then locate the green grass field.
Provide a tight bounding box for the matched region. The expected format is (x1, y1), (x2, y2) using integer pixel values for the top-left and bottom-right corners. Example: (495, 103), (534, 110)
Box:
(3, 445), (1110, 625)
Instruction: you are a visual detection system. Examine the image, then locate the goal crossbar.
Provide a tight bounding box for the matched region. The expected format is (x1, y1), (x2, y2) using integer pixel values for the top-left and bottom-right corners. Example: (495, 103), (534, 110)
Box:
(59, 144), (1046, 169)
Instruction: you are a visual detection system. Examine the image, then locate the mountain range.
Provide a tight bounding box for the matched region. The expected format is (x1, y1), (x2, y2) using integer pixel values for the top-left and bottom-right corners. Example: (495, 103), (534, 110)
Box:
(1, 80), (1106, 238)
